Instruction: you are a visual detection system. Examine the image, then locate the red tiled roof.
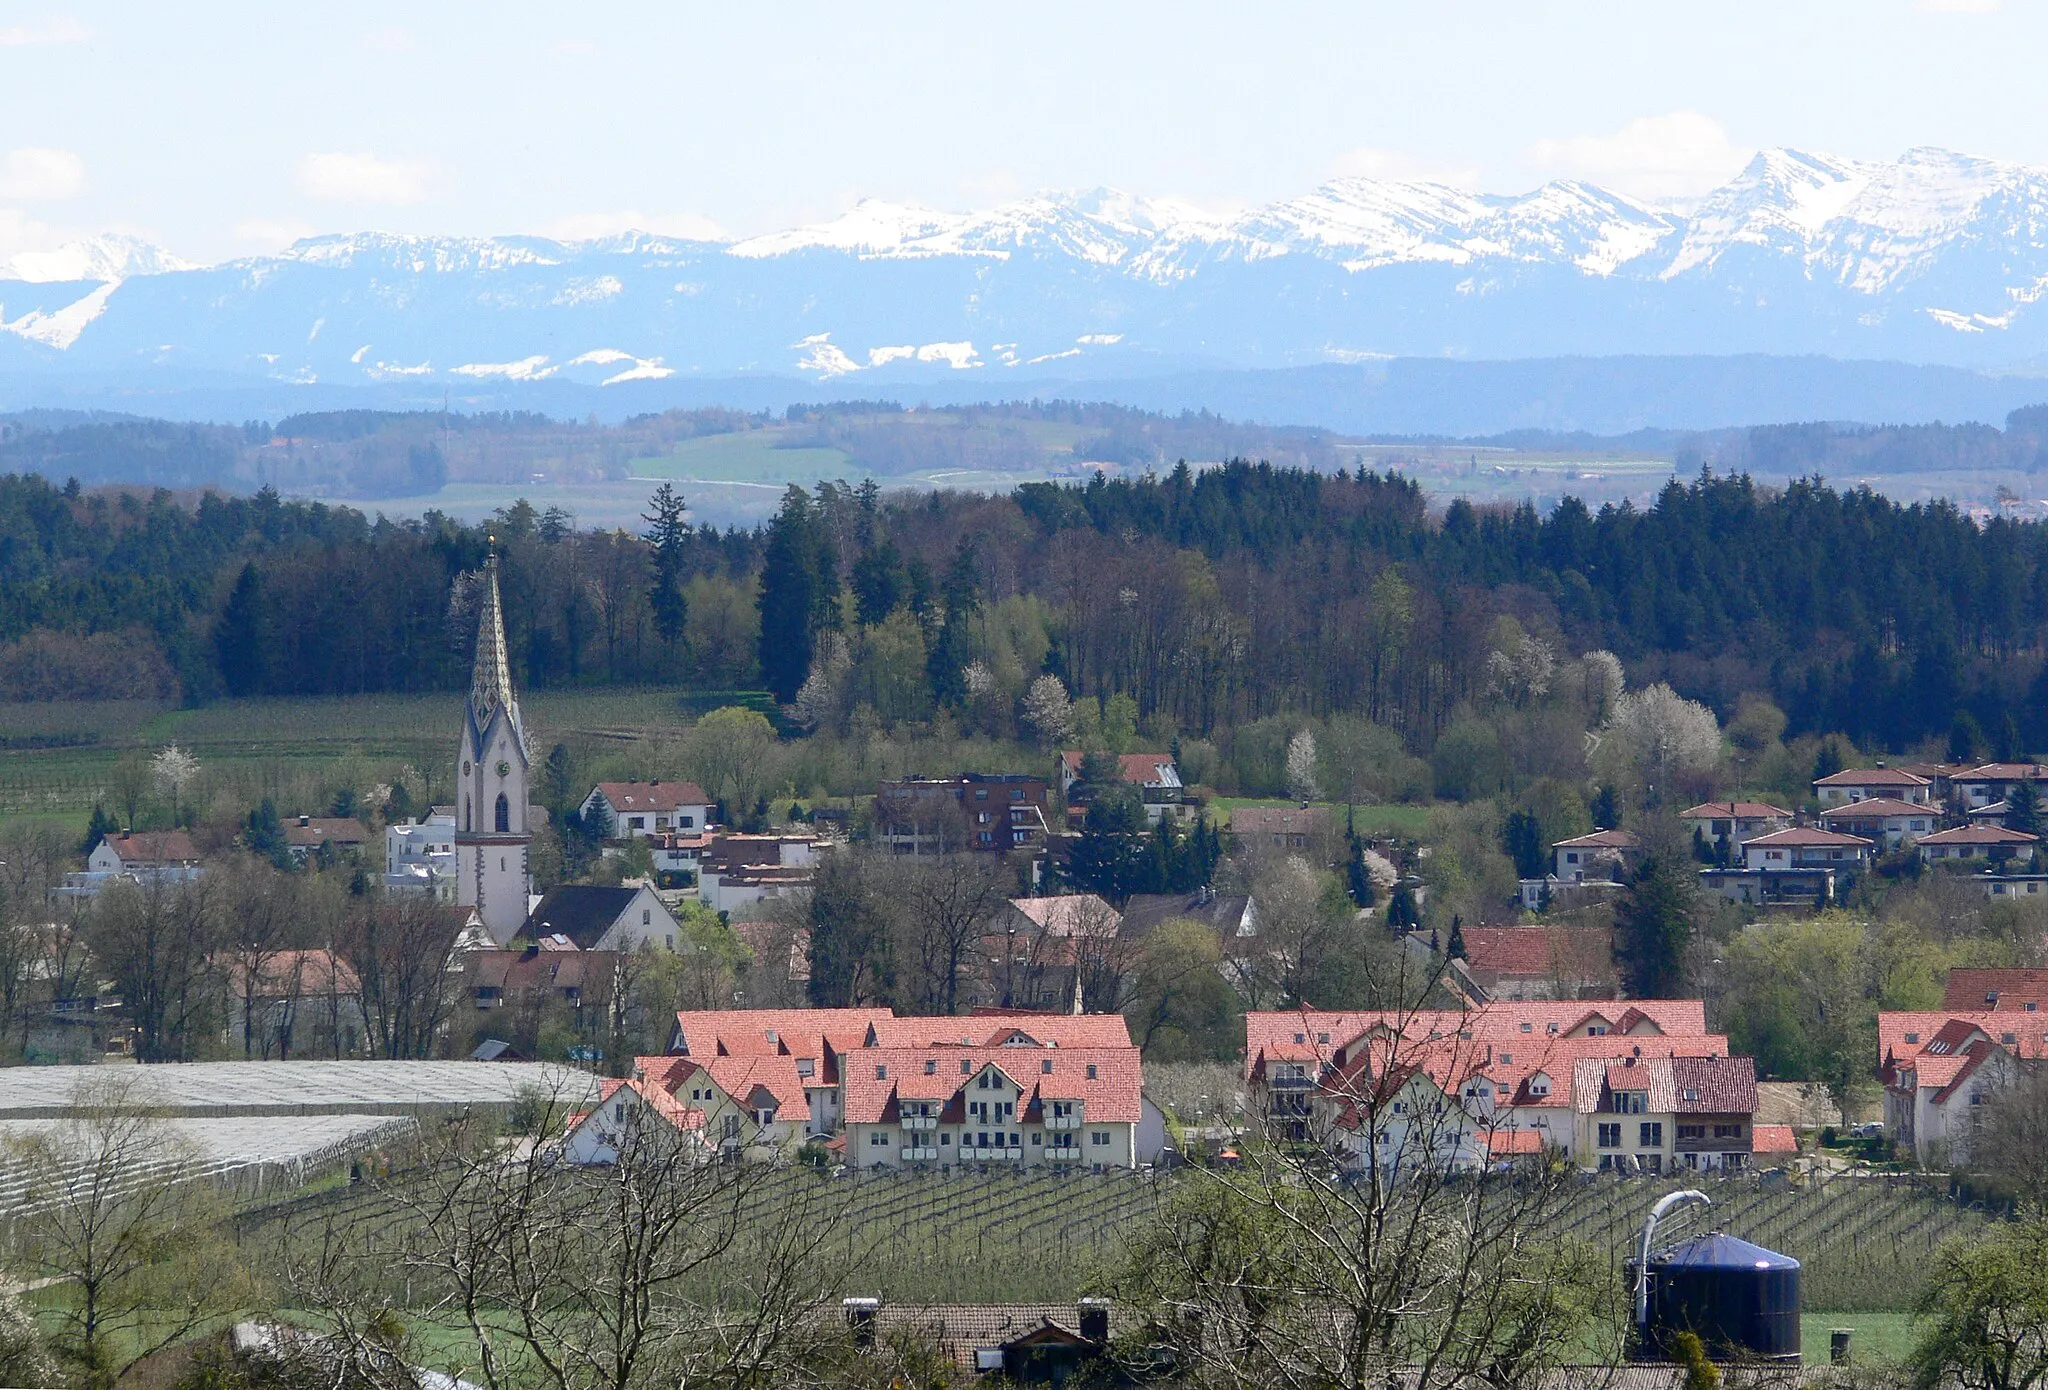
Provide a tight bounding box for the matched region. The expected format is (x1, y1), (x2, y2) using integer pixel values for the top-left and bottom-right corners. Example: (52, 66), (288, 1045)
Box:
(591, 780), (710, 813)
(1230, 805), (1331, 836)
(702, 1054), (807, 1109)
(1878, 1010), (2048, 1078)
(1817, 798), (1932, 820)
(670, 1008), (895, 1062)
(1552, 830), (1640, 850)
(1005, 895), (1119, 937)
(1680, 802), (1792, 820)
(1752, 1124), (1798, 1155)
(1916, 825), (2041, 846)
(1814, 768), (1931, 788)
(1058, 751), (1179, 786)
(869, 1013), (1134, 1049)
(1742, 827), (1873, 848)
(1570, 1054), (1754, 1116)
(1945, 967), (2048, 1011)
(1485, 1128), (1547, 1155)
(841, 1046), (1142, 1125)
(1954, 763), (2048, 783)
(1244, 1000), (1710, 1076)
(586, 1077), (706, 1131)
(283, 817), (371, 848)
(220, 949), (361, 999)
(103, 830), (202, 864)
(1458, 926), (1613, 981)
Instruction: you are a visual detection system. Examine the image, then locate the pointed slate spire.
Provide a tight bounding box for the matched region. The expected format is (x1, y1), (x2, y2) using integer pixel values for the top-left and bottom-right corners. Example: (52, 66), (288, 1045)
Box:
(470, 547), (518, 728)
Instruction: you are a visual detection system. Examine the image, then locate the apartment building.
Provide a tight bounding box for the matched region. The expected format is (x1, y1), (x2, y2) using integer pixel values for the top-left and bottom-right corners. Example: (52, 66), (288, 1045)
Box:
(660, 1006), (1158, 1167)
(1571, 1053), (1761, 1174)
(873, 774), (1049, 856)
(1880, 1008), (2048, 1161)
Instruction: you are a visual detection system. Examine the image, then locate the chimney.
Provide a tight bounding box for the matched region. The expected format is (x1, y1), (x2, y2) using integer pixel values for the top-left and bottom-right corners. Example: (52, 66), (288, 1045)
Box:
(1077, 1298), (1110, 1343)
(843, 1298), (879, 1348)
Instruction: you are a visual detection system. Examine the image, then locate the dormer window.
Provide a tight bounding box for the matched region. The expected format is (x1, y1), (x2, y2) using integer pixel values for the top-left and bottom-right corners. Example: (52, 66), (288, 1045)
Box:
(1086, 1064), (1098, 1080)
(1294, 1032), (1306, 1044)
(1316, 1031), (1329, 1044)
(1042, 1059), (1054, 1074)
(1905, 1031), (1920, 1044)
(875, 1065), (887, 1080)
(924, 1059), (937, 1075)
(1519, 1023), (1532, 1033)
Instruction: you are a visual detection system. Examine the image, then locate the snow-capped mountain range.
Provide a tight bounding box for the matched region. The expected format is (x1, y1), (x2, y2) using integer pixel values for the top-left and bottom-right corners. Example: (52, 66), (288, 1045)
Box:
(9, 146), (2048, 392)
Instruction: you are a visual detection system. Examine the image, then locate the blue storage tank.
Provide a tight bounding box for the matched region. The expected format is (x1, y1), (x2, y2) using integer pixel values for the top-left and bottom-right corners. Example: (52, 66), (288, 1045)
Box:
(1630, 1232), (1801, 1364)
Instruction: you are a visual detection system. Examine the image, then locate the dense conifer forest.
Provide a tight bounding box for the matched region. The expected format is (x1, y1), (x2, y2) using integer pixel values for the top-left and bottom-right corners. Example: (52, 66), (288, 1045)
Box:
(0, 461), (2044, 756)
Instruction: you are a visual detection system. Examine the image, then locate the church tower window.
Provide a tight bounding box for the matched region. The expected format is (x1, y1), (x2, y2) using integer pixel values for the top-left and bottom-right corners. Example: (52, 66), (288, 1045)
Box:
(495, 793), (510, 833)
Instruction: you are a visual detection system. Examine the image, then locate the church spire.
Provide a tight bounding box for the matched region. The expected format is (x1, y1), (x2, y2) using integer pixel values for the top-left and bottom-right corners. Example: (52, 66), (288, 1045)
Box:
(470, 547), (517, 726)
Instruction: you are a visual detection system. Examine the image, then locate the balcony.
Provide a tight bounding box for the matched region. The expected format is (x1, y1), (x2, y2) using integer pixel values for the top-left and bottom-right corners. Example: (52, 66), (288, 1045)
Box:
(899, 1115), (938, 1131)
(1045, 1146), (1083, 1162)
(1269, 1074), (1314, 1090)
(1044, 1112), (1083, 1130)
(900, 1147), (939, 1162)
(965, 1145), (1021, 1160)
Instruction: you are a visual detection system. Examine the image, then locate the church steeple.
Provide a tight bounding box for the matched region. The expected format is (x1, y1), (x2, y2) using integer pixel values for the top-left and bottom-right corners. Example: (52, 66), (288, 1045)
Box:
(470, 549), (520, 731)
(455, 544), (532, 946)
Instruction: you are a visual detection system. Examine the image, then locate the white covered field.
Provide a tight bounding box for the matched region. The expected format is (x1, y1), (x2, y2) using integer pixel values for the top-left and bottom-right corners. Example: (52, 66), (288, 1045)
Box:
(0, 1060), (598, 1118)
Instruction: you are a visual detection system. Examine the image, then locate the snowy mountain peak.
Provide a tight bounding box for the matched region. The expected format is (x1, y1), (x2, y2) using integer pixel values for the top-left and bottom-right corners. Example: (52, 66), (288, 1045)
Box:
(1, 235), (194, 284)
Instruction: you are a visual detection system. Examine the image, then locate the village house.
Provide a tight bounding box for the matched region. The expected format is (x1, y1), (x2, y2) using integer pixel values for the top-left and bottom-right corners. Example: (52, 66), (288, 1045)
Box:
(59, 829), (205, 898)
(1916, 824), (2041, 864)
(1700, 826), (1874, 906)
(1944, 967), (2048, 1012)
(845, 1300), (1130, 1382)
(873, 774), (1050, 856)
(384, 809), (456, 897)
(1878, 1011), (2041, 1162)
(644, 830), (714, 884)
(660, 1008), (1157, 1167)
(581, 780), (713, 839)
(283, 815), (372, 865)
(458, 947), (623, 1017)
(1950, 762), (2048, 811)
(1229, 804), (1333, 856)
(1448, 925), (1618, 1004)
(1740, 826), (1873, 871)
(698, 833), (823, 914)
(1571, 1053), (1764, 1175)
(1550, 829), (1640, 884)
(520, 884), (685, 952)
(1242, 1001), (1736, 1170)
(1813, 766), (1933, 807)
(561, 1078), (707, 1165)
(841, 1045), (1154, 1171)
(1815, 798), (1937, 849)
(219, 949), (365, 1058)
(639, 1052), (807, 1155)
(1679, 801), (1793, 854)
(1056, 751), (1187, 824)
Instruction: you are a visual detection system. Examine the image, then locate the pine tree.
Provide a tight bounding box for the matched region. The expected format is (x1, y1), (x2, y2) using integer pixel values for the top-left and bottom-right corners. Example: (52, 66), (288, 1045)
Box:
(1446, 915), (1467, 960)
(1345, 832), (1377, 909)
(215, 561), (269, 696)
(80, 804), (117, 857)
(642, 484), (690, 648)
(1386, 884), (1420, 931)
(756, 487), (837, 702)
(245, 798), (291, 869)
(925, 539), (979, 708)
(1591, 784), (1622, 831)
(2010, 779), (2042, 836)
(1615, 853), (1694, 998)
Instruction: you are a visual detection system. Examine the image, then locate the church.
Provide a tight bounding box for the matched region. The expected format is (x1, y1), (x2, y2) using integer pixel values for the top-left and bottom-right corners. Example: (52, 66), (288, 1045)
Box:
(456, 552), (535, 944)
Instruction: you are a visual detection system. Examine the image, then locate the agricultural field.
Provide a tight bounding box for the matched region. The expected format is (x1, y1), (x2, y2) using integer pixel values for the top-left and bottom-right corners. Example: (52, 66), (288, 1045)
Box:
(0, 688), (701, 829)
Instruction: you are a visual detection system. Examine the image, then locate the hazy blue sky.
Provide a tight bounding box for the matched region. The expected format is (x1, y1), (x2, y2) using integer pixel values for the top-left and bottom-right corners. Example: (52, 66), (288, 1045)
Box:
(0, 1), (2037, 262)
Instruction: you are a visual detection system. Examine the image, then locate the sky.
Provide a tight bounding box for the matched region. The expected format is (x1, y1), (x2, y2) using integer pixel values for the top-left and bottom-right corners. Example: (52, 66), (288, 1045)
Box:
(0, 0), (2040, 264)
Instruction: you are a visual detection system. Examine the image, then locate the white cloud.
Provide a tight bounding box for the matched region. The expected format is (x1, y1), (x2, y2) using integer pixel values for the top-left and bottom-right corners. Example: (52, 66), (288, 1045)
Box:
(544, 210), (728, 242)
(0, 17), (91, 47)
(1330, 146), (1481, 187)
(233, 218), (318, 253)
(1528, 110), (1751, 202)
(297, 152), (431, 205)
(0, 147), (86, 201)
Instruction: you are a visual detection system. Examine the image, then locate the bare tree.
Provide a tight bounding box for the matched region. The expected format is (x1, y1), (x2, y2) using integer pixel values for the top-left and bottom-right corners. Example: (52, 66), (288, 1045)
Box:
(214, 856), (306, 1058)
(293, 1089), (867, 1390)
(341, 895), (460, 1059)
(892, 853), (1011, 1015)
(86, 877), (221, 1062)
(7, 1076), (246, 1380)
(1971, 1066), (2048, 1209)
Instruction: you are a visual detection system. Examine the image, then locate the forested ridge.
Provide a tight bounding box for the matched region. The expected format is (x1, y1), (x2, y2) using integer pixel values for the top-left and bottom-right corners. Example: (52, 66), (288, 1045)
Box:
(2, 462), (2046, 755)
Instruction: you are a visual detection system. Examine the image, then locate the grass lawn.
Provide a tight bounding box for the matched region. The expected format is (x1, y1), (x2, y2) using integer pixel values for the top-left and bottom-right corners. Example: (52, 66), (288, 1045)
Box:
(628, 430), (857, 484)
(1803, 1311), (1917, 1367)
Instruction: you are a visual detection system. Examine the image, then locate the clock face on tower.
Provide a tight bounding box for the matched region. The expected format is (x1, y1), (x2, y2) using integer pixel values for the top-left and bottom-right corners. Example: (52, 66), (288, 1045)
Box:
(496, 760), (510, 778)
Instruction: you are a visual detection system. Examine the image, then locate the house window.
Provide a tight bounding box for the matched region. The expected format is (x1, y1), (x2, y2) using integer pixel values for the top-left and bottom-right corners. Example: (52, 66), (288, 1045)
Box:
(1499, 1053), (1513, 1065)
(665, 935), (673, 950)
(629, 816), (645, 830)
(1598, 1123), (1622, 1148)
(1042, 1059), (1054, 1074)
(2003, 1033), (2018, 1045)
(1677, 1124), (1705, 1141)
(869, 1132), (887, 1147)
(1090, 1130), (1109, 1146)
(1640, 1122), (1663, 1147)
(1086, 1064), (1098, 1079)
(1713, 1123), (1743, 1139)
(643, 909), (652, 925)
(495, 794), (510, 833)
(876, 1065), (887, 1080)
(925, 1060), (937, 1075)
(1520, 1023), (1532, 1033)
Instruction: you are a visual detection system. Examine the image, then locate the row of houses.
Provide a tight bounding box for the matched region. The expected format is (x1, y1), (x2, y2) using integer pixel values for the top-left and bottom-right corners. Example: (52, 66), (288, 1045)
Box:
(1879, 967), (2048, 1164)
(561, 1006), (1167, 1170)
(1241, 999), (1795, 1175)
